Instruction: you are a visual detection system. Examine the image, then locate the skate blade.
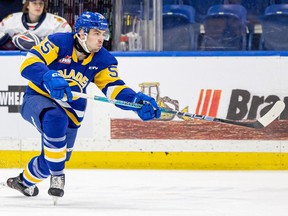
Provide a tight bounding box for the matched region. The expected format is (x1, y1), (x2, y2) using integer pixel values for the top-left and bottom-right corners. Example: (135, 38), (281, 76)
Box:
(52, 196), (59, 206)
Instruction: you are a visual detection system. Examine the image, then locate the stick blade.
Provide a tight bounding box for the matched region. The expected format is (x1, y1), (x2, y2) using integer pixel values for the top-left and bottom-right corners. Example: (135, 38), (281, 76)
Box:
(256, 101), (285, 128)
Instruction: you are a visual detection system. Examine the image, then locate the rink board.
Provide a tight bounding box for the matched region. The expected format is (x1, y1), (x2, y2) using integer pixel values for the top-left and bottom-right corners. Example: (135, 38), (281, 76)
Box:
(0, 150), (288, 170)
(1, 51), (288, 169)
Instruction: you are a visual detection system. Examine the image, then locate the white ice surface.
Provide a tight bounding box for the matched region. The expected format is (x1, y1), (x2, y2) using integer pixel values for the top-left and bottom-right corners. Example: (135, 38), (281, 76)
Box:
(1, 169), (288, 216)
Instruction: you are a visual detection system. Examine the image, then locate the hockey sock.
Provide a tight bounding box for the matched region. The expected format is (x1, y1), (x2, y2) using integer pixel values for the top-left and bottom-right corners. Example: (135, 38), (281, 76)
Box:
(22, 156), (50, 187)
(41, 107), (69, 176)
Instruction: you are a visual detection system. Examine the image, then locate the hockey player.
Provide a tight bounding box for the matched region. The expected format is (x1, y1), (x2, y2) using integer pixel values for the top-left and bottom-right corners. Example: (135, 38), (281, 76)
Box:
(0, 0), (71, 50)
(6, 11), (161, 201)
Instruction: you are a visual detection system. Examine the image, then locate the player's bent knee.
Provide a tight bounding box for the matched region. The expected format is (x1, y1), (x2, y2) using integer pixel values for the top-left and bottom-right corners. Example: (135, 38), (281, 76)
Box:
(42, 108), (69, 133)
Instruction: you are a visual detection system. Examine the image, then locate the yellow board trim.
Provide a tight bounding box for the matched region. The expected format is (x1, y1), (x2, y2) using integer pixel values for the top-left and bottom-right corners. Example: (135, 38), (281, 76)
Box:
(1, 151), (288, 170)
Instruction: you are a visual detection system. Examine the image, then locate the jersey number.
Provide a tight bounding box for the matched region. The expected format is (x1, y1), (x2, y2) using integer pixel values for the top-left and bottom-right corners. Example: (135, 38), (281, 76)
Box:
(40, 40), (54, 54)
(108, 66), (118, 77)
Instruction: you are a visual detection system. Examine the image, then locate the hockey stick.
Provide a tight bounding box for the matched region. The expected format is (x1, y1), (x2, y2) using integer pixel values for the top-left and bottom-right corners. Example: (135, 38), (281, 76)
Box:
(71, 91), (285, 129)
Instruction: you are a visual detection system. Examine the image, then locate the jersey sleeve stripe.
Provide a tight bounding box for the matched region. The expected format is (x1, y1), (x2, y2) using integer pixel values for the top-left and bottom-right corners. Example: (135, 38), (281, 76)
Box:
(106, 85), (130, 100)
(28, 81), (50, 97)
(20, 56), (45, 73)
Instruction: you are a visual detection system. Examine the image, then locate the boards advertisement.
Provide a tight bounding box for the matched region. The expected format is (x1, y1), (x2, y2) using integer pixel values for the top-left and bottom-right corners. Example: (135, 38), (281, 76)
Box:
(0, 52), (287, 169)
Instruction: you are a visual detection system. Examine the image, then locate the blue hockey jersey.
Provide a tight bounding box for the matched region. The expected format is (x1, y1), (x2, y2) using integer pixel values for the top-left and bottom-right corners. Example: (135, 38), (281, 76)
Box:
(20, 32), (136, 128)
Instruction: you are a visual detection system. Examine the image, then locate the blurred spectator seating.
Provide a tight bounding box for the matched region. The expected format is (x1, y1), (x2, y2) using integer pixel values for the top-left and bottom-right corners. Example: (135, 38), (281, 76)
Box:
(260, 4), (288, 50)
(163, 4), (200, 50)
(0, 0), (22, 21)
(163, 0), (180, 5)
(227, 0), (275, 31)
(201, 4), (247, 50)
(227, 0), (275, 50)
(179, 0), (227, 23)
(275, 0), (288, 3)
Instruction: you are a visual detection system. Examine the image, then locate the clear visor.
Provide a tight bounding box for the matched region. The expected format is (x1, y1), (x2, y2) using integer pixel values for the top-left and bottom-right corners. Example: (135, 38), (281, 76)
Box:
(91, 27), (110, 41)
(103, 30), (110, 41)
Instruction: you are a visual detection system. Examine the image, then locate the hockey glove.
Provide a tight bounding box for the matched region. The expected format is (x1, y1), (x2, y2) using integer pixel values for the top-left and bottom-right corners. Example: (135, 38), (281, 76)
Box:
(43, 70), (73, 102)
(133, 92), (161, 121)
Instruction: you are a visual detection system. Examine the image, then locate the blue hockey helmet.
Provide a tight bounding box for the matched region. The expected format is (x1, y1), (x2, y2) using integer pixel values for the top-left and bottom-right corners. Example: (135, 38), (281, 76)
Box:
(74, 11), (110, 40)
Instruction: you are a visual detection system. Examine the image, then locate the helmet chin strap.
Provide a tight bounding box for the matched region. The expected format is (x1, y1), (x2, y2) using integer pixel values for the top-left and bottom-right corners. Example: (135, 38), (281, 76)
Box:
(75, 33), (91, 56)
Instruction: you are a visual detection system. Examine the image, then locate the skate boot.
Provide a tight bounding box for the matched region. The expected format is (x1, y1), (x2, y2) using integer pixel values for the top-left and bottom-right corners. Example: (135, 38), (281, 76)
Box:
(48, 174), (65, 198)
(6, 174), (39, 197)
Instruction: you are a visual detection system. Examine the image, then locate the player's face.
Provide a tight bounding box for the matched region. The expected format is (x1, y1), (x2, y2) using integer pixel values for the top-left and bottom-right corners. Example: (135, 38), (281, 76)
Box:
(28, 1), (45, 16)
(86, 29), (106, 52)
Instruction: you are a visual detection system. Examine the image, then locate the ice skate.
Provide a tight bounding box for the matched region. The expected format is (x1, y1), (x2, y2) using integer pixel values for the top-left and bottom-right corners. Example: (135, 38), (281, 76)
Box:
(6, 174), (39, 197)
(48, 174), (65, 205)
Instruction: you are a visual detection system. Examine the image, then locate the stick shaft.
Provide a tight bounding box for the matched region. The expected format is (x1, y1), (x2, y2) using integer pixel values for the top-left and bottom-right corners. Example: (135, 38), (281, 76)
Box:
(72, 91), (284, 128)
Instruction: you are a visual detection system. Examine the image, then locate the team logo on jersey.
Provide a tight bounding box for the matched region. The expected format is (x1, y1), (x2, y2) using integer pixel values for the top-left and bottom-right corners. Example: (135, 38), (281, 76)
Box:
(58, 55), (72, 64)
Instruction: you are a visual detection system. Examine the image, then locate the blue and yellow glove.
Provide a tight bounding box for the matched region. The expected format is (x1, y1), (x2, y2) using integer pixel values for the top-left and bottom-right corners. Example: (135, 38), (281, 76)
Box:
(43, 70), (72, 102)
(133, 92), (161, 121)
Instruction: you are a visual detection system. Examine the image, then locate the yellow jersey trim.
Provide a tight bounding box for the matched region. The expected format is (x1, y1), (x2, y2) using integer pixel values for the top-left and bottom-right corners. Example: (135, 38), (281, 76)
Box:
(27, 82), (81, 127)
